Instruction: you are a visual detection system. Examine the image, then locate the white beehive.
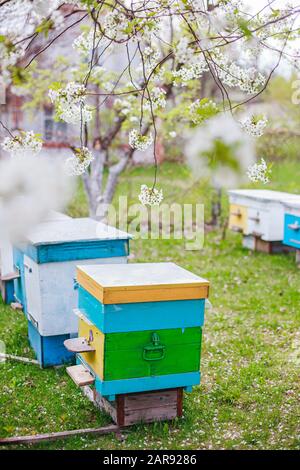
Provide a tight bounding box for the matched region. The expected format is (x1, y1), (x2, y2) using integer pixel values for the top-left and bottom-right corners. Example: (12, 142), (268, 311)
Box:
(228, 189), (300, 241)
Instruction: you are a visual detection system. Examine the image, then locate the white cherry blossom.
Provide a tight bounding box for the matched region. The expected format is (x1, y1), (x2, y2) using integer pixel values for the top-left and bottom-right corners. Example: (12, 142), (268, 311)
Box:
(247, 158), (271, 184)
(65, 147), (94, 176)
(240, 116), (268, 137)
(1, 131), (43, 157)
(129, 130), (153, 151)
(138, 184), (163, 206)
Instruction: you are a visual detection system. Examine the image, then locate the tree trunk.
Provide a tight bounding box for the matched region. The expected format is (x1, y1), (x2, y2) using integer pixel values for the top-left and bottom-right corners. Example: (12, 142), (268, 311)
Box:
(81, 149), (130, 221)
(95, 154), (130, 220)
(81, 149), (105, 218)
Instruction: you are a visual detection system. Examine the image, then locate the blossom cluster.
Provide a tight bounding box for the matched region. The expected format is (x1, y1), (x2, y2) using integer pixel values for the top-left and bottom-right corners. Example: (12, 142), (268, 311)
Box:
(138, 184), (163, 206)
(256, 10), (295, 41)
(114, 96), (137, 116)
(49, 82), (92, 124)
(247, 158), (271, 184)
(0, 0), (69, 84)
(145, 87), (166, 111)
(73, 29), (105, 57)
(0, 42), (24, 68)
(129, 130), (153, 151)
(65, 147), (94, 176)
(102, 7), (160, 45)
(103, 11), (128, 42)
(173, 38), (209, 85)
(31, 0), (61, 18)
(175, 38), (194, 64)
(240, 116), (268, 137)
(49, 81), (86, 105)
(173, 59), (209, 85)
(73, 30), (94, 56)
(0, 41), (25, 84)
(143, 47), (161, 76)
(215, 52), (266, 94)
(222, 64), (266, 94)
(1, 131), (43, 157)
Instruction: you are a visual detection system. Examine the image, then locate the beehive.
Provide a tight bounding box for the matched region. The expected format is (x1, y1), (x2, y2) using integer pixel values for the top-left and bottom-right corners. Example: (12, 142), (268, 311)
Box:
(13, 218), (131, 367)
(66, 262), (209, 400)
(0, 211), (71, 305)
(283, 199), (300, 264)
(0, 238), (16, 304)
(228, 189), (300, 243)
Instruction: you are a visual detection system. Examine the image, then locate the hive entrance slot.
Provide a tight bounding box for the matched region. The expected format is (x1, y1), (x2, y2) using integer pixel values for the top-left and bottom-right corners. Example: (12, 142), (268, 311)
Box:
(64, 337), (95, 353)
(66, 365), (95, 387)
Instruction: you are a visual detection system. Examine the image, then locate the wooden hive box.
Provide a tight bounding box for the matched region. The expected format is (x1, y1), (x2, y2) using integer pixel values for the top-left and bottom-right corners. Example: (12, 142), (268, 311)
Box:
(66, 262), (209, 401)
(228, 189), (300, 242)
(283, 199), (300, 264)
(13, 217), (131, 367)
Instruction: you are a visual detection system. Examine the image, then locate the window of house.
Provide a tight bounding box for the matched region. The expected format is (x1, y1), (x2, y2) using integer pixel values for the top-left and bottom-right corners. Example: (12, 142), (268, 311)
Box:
(44, 107), (68, 142)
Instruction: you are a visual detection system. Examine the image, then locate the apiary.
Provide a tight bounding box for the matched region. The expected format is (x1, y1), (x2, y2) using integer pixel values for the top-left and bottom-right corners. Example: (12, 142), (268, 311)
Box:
(13, 217), (131, 367)
(228, 189), (300, 251)
(65, 262), (209, 408)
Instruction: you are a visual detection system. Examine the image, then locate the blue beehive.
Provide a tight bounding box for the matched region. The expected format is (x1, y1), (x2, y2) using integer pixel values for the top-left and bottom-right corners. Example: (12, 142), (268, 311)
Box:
(283, 199), (300, 255)
(13, 218), (131, 367)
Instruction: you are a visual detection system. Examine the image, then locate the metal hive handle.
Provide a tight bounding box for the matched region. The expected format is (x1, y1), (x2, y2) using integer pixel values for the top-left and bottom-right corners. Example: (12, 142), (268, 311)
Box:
(143, 332), (165, 362)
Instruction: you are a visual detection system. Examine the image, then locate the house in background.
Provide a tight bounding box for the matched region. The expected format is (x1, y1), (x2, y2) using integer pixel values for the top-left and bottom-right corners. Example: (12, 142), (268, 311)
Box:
(0, 5), (81, 160)
(0, 5), (167, 165)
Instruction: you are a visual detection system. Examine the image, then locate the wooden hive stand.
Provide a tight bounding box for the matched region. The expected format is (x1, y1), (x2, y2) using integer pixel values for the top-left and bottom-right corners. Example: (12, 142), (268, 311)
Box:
(242, 235), (295, 254)
(254, 236), (294, 254)
(84, 385), (183, 427)
(66, 363), (183, 427)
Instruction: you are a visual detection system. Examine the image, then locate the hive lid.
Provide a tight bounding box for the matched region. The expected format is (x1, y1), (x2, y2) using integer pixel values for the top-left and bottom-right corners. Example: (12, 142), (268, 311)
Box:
(77, 262), (209, 304)
(42, 210), (72, 222)
(26, 218), (131, 246)
(282, 198), (300, 210)
(228, 189), (300, 203)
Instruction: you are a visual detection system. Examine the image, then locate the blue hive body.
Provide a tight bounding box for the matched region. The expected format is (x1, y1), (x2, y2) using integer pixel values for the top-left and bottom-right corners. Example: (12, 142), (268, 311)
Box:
(13, 217), (131, 367)
(283, 200), (300, 251)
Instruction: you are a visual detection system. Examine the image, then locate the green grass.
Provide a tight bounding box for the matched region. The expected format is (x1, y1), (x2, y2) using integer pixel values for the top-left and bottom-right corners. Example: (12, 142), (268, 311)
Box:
(0, 160), (300, 450)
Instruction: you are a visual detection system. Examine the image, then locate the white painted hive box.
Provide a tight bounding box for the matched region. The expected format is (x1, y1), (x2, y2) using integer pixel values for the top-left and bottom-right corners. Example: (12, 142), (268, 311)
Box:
(0, 212), (71, 281)
(18, 218), (131, 337)
(228, 189), (300, 241)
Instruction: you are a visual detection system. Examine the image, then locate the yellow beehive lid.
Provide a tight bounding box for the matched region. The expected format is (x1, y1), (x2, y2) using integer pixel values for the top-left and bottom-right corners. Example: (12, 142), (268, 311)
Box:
(77, 262), (209, 304)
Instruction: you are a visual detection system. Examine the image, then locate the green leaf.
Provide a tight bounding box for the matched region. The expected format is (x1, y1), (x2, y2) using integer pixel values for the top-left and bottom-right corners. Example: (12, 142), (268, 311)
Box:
(9, 66), (28, 86)
(35, 18), (53, 38)
(49, 82), (62, 91)
(237, 18), (253, 38)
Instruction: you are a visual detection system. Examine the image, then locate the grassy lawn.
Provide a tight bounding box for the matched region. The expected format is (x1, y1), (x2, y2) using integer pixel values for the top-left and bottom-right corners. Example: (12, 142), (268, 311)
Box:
(0, 159), (300, 450)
